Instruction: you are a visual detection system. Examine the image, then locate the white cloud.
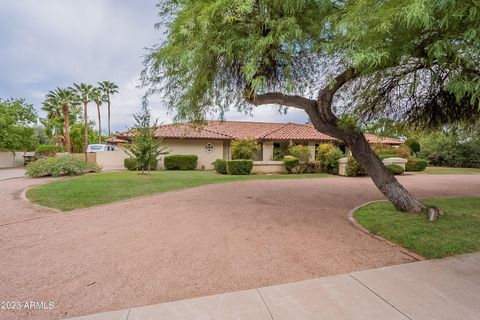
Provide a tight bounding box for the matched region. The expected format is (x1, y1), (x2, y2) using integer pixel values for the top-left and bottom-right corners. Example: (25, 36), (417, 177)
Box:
(0, 0), (310, 133)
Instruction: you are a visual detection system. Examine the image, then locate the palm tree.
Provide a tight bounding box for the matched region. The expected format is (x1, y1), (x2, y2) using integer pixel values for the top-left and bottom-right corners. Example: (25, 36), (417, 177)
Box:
(91, 87), (107, 143)
(98, 81), (119, 137)
(43, 88), (79, 153)
(73, 83), (94, 157)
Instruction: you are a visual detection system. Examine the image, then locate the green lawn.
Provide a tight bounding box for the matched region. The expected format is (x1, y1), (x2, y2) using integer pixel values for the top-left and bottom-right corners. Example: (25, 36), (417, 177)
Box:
(421, 167), (480, 174)
(354, 197), (480, 258)
(27, 171), (331, 211)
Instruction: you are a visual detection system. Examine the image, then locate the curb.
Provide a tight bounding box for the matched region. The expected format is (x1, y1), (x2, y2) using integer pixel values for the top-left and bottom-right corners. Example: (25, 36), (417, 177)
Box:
(347, 201), (426, 261)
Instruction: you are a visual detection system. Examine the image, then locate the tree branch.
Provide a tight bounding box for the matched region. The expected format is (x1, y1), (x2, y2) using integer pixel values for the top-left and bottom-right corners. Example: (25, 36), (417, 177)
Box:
(246, 92), (317, 111)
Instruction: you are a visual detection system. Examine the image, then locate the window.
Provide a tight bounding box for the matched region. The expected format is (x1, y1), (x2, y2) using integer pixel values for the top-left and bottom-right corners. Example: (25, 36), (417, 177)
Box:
(204, 142), (215, 153)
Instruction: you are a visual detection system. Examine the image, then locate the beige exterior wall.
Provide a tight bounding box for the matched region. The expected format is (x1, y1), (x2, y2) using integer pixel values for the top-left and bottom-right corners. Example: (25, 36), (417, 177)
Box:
(262, 141), (274, 161)
(95, 148), (130, 170)
(161, 139), (224, 170)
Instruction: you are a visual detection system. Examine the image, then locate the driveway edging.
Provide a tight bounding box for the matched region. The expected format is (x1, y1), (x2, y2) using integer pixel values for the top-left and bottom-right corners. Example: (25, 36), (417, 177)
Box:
(347, 200), (426, 261)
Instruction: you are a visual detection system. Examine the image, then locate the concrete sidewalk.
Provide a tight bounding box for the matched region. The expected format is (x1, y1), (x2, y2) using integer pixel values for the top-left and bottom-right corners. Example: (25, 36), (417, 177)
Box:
(0, 168), (25, 180)
(68, 252), (480, 320)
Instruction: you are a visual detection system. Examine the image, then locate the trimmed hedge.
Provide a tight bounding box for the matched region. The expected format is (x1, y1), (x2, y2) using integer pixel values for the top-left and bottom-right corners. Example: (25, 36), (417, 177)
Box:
(124, 158), (158, 171)
(26, 155), (99, 178)
(213, 158), (227, 174)
(283, 156), (299, 173)
(386, 164), (405, 175)
(226, 159), (253, 175)
(164, 155), (198, 170)
(346, 156), (367, 176)
(405, 158), (428, 172)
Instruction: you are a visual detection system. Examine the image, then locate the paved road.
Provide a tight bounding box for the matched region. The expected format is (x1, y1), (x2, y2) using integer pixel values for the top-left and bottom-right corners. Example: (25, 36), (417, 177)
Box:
(0, 174), (479, 319)
(68, 252), (480, 320)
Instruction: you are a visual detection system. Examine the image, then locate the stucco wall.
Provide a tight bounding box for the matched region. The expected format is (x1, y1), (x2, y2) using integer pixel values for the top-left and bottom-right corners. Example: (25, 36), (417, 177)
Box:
(161, 139), (224, 170)
(95, 148), (130, 170)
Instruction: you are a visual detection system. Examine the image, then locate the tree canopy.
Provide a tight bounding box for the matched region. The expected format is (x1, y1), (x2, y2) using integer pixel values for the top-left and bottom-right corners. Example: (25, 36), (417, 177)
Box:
(143, 0), (480, 126)
(0, 98), (38, 152)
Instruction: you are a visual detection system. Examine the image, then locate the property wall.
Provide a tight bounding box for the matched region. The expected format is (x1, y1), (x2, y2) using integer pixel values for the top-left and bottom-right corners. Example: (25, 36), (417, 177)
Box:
(161, 139), (224, 170)
(252, 161), (287, 174)
(0, 152), (15, 168)
(95, 148), (130, 170)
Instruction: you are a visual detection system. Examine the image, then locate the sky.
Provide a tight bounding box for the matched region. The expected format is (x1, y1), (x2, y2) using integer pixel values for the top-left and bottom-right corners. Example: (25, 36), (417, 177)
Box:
(0, 0), (309, 133)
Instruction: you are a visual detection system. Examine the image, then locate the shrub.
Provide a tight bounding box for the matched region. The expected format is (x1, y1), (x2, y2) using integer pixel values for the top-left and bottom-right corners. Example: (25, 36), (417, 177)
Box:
(386, 164), (404, 175)
(287, 144), (311, 162)
(226, 159), (253, 175)
(378, 153), (399, 160)
(164, 155), (198, 170)
(371, 143), (396, 155)
(316, 143), (344, 174)
(305, 161), (322, 173)
(124, 157), (158, 171)
(230, 139), (260, 160)
(346, 156), (367, 176)
(395, 144), (411, 158)
(35, 144), (62, 157)
(405, 139), (421, 156)
(26, 155), (99, 178)
(405, 158), (428, 172)
(272, 146), (285, 161)
(213, 158), (227, 174)
(283, 155), (300, 173)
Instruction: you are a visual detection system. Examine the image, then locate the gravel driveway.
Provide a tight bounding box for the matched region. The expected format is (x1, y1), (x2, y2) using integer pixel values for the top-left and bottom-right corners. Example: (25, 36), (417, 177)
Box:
(1, 174), (479, 320)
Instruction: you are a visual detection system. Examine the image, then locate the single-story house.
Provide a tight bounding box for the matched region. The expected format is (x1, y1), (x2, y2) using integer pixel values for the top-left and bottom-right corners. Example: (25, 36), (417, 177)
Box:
(106, 121), (402, 172)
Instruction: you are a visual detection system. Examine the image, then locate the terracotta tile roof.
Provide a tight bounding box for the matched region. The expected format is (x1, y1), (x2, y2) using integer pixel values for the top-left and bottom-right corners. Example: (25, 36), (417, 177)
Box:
(364, 133), (403, 145)
(111, 120), (402, 145)
(263, 123), (337, 142)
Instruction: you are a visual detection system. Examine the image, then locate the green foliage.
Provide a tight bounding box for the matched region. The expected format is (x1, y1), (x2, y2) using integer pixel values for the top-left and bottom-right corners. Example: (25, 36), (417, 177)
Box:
(123, 105), (169, 174)
(283, 155), (299, 174)
(124, 157), (158, 171)
(405, 158), (428, 172)
(418, 128), (480, 168)
(287, 144), (310, 162)
(272, 145), (285, 161)
(230, 139), (260, 160)
(164, 155), (198, 170)
(316, 143), (344, 174)
(378, 153), (399, 160)
(213, 158), (227, 174)
(226, 159), (253, 175)
(26, 155), (99, 178)
(35, 144), (62, 157)
(143, 0), (480, 128)
(364, 119), (406, 138)
(346, 156), (367, 177)
(405, 139), (421, 156)
(386, 164), (404, 175)
(0, 98), (38, 152)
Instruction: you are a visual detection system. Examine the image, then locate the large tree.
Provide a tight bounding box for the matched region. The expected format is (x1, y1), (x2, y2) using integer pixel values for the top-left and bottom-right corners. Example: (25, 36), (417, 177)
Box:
(44, 87), (79, 153)
(98, 81), (119, 137)
(0, 98), (37, 165)
(91, 87), (107, 143)
(73, 83), (94, 158)
(142, 0), (480, 220)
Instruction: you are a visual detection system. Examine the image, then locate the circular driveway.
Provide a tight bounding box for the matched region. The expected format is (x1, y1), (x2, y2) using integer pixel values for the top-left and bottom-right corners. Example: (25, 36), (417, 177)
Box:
(1, 174), (479, 319)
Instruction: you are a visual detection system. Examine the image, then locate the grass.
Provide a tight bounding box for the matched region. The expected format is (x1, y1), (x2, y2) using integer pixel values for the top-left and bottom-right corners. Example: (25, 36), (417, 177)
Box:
(27, 170), (331, 211)
(420, 167), (480, 174)
(354, 197), (480, 258)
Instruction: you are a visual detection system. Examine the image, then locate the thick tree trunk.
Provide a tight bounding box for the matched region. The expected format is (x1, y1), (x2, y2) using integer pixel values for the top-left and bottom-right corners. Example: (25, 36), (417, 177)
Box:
(63, 104), (71, 153)
(344, 131), (425, 212)
(97, 104), (102, 143)
(83, 102), (88, 160)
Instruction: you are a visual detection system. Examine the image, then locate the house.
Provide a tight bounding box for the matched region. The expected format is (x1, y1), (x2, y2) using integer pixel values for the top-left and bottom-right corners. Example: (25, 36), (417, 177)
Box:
(106, 120), (402, 172)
